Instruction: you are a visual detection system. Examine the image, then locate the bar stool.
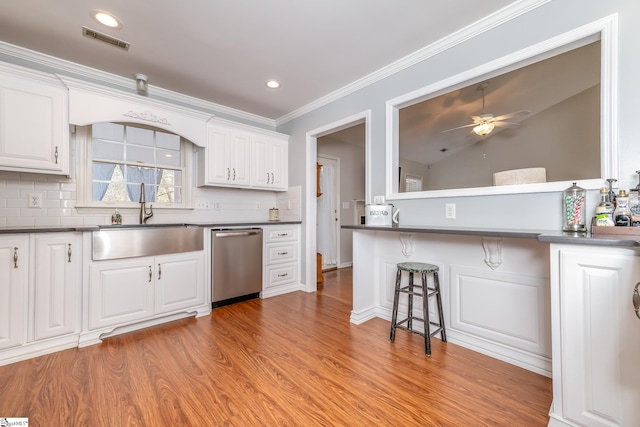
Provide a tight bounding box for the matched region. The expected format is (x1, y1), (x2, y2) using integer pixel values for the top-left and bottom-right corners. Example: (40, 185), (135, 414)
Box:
(390, 261), (446, 356)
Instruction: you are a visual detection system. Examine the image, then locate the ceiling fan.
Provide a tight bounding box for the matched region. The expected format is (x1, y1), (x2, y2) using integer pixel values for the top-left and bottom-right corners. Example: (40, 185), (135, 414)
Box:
(443, 82), (530, 136)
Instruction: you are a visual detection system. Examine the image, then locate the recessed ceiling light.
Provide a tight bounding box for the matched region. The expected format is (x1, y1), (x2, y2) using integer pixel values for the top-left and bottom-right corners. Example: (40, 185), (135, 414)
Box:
(91, 10), (122, 29)
(266, 80), (280, 89)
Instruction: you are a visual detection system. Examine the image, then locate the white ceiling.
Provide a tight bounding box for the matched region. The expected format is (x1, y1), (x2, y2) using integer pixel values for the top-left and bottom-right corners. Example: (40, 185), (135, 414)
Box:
(0, 0), (517, 121)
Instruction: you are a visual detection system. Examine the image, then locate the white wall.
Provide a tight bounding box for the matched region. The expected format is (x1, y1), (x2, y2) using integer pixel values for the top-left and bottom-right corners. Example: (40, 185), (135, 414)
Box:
(277, 0), (640, 286)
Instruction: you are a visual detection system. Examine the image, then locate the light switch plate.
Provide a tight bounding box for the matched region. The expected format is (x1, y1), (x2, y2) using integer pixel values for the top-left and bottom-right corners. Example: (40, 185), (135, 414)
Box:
(445, 203), (456, 219)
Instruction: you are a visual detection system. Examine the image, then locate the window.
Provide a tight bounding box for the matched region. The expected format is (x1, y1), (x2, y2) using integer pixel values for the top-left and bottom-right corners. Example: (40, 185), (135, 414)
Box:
(77, 122), (191, 208)
(405, 175), (423, 192)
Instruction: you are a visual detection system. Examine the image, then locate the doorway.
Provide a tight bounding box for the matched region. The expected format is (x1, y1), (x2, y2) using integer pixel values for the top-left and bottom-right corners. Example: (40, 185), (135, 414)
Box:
(317, 154), (339, 271)
(304, 110), (370, 293)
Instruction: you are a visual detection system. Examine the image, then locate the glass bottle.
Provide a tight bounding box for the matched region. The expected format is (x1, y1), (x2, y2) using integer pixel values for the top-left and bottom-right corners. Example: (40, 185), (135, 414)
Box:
(595, 187), (615, 226)
(630, 170), (640, 226)
(111, 209), (122, 225)
(614, 190), (632, 227)
(563, 182), (587, 232)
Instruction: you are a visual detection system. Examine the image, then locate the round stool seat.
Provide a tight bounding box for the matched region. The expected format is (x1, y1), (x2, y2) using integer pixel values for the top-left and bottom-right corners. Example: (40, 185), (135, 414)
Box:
(397, 262), (439, 274)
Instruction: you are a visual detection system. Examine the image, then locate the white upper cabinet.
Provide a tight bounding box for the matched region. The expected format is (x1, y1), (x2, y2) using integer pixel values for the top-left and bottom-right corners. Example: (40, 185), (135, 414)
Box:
(197, 118), (288, 191)
(0, 62), (69, 175)
(252, 135), (288, 191)
(198, 122), (251, 187)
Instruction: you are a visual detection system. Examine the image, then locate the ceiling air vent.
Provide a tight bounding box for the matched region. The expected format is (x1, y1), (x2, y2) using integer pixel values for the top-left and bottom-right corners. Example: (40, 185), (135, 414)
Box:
(82, 26), (130, 50)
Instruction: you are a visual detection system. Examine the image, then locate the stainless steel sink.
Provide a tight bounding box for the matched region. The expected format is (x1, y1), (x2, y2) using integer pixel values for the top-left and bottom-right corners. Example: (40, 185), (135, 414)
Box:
(92, 225), (203, 261)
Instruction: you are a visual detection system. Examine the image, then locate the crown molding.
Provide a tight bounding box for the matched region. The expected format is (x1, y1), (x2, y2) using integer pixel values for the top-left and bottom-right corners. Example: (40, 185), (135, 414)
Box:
(275, 0), (551, 126)
(0, 41), (276, 128)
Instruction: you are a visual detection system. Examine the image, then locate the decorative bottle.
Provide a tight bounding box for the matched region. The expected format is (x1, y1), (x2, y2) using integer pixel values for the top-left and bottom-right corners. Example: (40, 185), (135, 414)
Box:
(595, 187), (615, 226)
(614, 190), (632, 227)
(563, 182), (587, 232)
(111, 209), (122, 225)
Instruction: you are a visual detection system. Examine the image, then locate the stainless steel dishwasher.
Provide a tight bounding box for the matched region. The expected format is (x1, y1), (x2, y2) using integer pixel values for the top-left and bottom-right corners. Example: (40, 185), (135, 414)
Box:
(212, 228), (263, 308)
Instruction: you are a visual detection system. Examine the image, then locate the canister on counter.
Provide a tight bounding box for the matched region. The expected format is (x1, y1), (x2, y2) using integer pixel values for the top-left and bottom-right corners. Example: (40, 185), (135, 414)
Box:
(563, 182), (587, 232)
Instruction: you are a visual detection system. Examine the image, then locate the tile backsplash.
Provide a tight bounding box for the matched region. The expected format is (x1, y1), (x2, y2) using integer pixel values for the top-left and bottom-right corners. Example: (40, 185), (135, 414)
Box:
(0, 170), (301, 228)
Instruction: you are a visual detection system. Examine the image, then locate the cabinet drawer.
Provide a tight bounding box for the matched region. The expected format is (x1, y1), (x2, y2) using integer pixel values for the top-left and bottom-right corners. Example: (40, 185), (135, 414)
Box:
(266, 243), (297, 264)
(265, 263), (298, 289)
(264, 227), (297, 243)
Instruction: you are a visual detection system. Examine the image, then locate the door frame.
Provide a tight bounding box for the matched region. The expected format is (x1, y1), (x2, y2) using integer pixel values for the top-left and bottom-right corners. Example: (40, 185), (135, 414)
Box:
(304, 110), (371, 293)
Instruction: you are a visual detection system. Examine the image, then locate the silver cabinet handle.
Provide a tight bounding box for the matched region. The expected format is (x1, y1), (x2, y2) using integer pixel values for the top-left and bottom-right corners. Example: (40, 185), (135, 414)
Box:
(266, 172), (270, 184)
(148, 265), (152, 283)
(68, 243), (72, 263)
(233, 168), (236, 181)
(158, 263), (162, 280)
(54, 146), (59, 164)
(633, 282), (640, 320)
(271, 172), (274, 184)
(13, 247), (18, 268)
(277, 273), (289, 277)
(277, 233), (288, 237)
(226, 168), (230, 181)
(277, 252), (288, 255)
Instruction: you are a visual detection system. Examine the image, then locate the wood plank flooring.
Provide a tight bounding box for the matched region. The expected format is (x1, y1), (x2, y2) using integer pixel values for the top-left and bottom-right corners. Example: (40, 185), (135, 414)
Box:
(0, 268), (552, 426)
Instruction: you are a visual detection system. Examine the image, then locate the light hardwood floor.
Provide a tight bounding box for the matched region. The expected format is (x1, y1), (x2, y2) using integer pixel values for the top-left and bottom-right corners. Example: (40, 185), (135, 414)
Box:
(0, 268), (552, 426)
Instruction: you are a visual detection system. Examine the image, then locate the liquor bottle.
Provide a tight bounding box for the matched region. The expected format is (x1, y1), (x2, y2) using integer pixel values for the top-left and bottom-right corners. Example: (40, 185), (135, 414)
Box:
(614, 190), (632, 227)
(595, 187), (615, 226)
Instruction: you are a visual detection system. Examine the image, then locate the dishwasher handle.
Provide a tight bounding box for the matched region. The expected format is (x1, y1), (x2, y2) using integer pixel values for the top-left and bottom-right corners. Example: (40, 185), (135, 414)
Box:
(214, 229), (261, 238)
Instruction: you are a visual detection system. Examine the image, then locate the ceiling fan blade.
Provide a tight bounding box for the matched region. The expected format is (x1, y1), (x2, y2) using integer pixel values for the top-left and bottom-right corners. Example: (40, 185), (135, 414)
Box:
(494, 121), (521, 127)
(442, 123), (477, 133)
(493, 110), (530, 121)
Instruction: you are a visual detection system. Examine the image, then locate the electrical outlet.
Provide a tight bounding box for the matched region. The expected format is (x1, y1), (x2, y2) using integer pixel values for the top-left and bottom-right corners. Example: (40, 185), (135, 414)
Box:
(256, 202), (261, 210)
(445, 203), (456, 219)
(194, 199), (210, 209)
(214, 201), (221, 211)
(28, 193), (42, 208)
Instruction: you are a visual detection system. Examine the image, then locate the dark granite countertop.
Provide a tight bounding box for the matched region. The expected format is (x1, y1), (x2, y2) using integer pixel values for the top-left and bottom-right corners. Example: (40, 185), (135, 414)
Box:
(0, 221), (301, 235)
(342, 224), (640, 248)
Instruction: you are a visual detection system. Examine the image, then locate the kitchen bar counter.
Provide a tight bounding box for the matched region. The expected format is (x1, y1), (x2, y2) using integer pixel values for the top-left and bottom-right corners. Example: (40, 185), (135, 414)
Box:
(0, 221), (301, 234)
(342, 224), (640, 248)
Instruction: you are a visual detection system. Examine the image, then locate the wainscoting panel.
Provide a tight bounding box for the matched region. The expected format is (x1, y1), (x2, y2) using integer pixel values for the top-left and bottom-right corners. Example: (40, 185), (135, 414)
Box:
(450, 265), (551, 358)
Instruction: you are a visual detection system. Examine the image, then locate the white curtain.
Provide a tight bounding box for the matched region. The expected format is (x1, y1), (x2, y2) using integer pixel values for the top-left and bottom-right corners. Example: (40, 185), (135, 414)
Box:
(317, 164), (337, 266)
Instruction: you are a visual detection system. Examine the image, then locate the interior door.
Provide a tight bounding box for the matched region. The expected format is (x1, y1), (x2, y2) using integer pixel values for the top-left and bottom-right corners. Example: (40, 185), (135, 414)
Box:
(317, 155), (339, 270)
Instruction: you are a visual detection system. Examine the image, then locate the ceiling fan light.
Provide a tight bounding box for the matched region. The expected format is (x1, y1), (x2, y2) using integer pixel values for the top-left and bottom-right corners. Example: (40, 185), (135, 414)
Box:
(473, 122), (495, 136)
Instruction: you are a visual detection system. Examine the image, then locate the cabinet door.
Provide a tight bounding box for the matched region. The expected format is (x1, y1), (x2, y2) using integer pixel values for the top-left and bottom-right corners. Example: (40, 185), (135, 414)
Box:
(206, 127), (251, 187)
(88, 258), (154, 330)
(268, 138), (287, 190)
(32, 234), (80, 341)
(0, 236), (28, 350)
(0, 67), (69, 174)
(252, 136), (270, 188)
(252, 137), (288, 190)
(155, 252), (204, 314)
(557, 246), (640, 426)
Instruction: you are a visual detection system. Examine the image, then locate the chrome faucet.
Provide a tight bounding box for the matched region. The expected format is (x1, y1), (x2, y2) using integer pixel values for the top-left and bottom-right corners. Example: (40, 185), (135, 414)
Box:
(139, 182), (153, 224)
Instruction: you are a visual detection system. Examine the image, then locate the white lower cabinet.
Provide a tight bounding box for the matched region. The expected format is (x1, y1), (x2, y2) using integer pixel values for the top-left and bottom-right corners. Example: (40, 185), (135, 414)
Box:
(0, 233), (81, 366)
(262, 225), (300, 298)
(89, 251), (204, 331)
(32, 233), (81, 341)
(0, 236), (28, 351)
(549, 244), (640, 427)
